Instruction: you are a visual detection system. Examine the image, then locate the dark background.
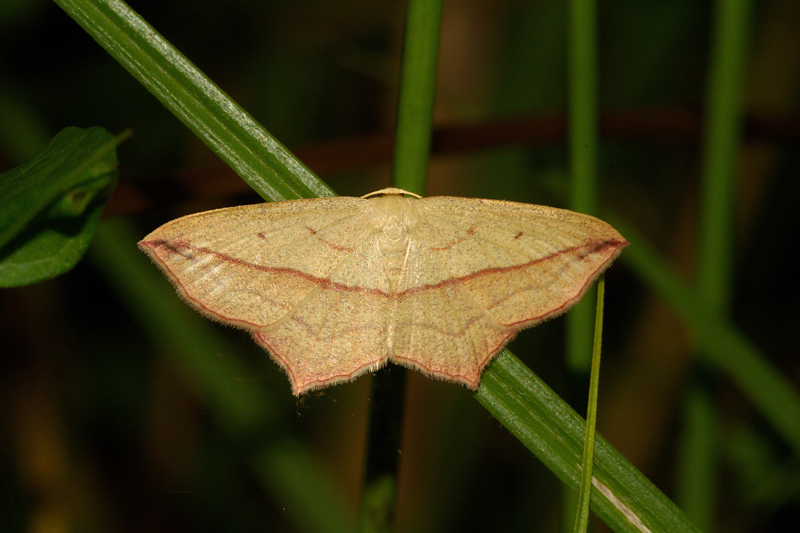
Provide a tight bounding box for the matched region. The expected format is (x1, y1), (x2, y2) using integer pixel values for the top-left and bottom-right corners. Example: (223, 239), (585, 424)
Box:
(1, 0), (799, 531)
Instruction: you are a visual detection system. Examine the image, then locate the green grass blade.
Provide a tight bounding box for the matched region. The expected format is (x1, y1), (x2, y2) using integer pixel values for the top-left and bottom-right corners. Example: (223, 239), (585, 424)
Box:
(359, 1), (444, 531)
(391, 0), (443, 196)
(573, 277), (605, 533)
(567, 0), (598, 216)
(687, 0), (754, 524)
(54, 0), (333, 202)
(565, 0), (599, 373)
(0, 126), (118, 286)
(676, 381), (717, 528)
(88, 218), (276, 433)
(476, 351), (701, 533)
(565, 0), (600, 527)
(698, 0), (753, 313)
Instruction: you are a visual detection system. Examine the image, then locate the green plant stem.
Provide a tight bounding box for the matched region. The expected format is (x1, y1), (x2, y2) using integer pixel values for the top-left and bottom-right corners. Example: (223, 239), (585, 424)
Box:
(684, 1), (752, 525)
(358, 1), (443, 531)
(676, 373), (717, 529)
(573, 277), (605, 533)
(565, 0), (599, 528)
(357, 369), (407, 533)
(698, 0), (753, 314)
(567, 0), (598, 216)
(391, 0), (443, 195)
(55, 0), (333, 203)
(565, 0), (598, 372)
(476, 351), (701, 533)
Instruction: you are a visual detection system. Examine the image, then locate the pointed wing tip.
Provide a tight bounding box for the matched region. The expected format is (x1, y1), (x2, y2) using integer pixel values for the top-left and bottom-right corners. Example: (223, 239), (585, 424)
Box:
(607, 237), (629, 264)
(137, 238), (195, 263)
(137, 240), (155, 255)
(137, 238), (167, 254)
(610, 237), (629, 256)
(137, 239), (168, 265)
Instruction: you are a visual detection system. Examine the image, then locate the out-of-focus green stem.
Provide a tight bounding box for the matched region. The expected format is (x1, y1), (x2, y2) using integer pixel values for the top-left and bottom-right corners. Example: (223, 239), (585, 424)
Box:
(359, 1), (443, 532)
(684, 0), (753, 528)
(564, 1), (599, 528)
(391, 0), (443, 196)
(55, 0), (333, 202)
(698, 0), (752, 313)
(565, 0), (599, 373)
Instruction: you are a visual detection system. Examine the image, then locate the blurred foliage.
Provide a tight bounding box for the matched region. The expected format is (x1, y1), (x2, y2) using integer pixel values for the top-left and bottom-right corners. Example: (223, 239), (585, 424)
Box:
(0, 127), (118, 287)
(1, 0), (799, 531)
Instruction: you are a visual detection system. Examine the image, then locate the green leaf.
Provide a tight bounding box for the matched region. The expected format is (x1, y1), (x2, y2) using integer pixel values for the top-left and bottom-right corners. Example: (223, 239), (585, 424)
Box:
(0, 126), (118, 287)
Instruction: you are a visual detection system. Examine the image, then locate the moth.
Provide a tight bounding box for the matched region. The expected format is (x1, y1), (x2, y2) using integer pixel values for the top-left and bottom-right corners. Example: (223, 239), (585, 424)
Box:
(139, 188), (627, 395)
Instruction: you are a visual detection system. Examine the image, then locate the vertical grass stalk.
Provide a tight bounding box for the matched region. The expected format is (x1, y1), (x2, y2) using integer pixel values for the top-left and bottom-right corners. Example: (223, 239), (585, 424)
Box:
(679, 0), (753, 528)
(565, 0), (599, 371)
(565, 0), (599, 529)
(391, 0), (443, 196)
(573, 277), (605, 533)
(698, 0), (753, 314)
(358, 1), (443, 531)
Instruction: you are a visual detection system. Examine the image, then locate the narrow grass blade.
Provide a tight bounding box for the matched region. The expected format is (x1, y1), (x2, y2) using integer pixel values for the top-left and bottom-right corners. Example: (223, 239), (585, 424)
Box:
(565, 0), (599, 373)
(391, 0), (443, 196)
(698, 0), (753, 313)
(687, 0), (754, 524)
(573, 277), (605, 533)
(477, 351), (701, 533)
(359, 0), (443, 531)
(54, 0), (333, 202)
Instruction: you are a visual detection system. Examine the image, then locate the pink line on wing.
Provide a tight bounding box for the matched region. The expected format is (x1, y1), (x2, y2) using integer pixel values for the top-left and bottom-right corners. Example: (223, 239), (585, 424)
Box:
(142, 237), (624, 297)
(140, 237), (626, 329)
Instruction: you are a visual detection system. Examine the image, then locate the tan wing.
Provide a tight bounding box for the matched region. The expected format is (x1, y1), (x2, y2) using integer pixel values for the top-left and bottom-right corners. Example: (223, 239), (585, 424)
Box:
(139, 197), (370, 327)
(140, 191), (627, 394)
(139, 196), (395, 394)
(252, 222), (397, 394)
(390, 196), (627, 387)
(390, 237), (515, 389)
